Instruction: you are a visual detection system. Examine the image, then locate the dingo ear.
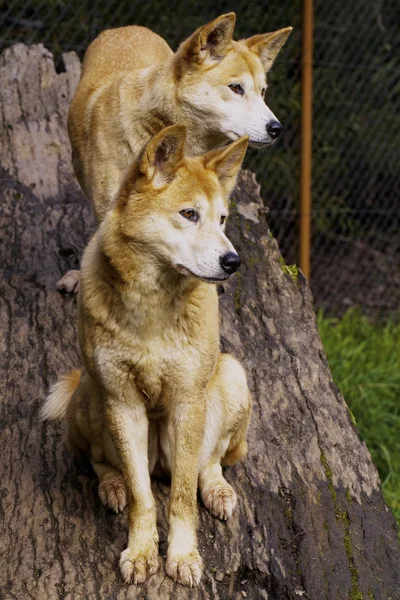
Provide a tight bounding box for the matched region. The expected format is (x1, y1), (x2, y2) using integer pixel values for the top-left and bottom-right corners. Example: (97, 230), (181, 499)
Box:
(204, 136), (248, 197)
(139, 124), (187, 188)
(244, 27), (292, 73)
(181, 13), (235, 66)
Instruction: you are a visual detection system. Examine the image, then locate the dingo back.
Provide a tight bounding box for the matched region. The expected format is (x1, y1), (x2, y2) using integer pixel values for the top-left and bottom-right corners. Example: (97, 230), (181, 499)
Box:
(81, 26), (173, 79)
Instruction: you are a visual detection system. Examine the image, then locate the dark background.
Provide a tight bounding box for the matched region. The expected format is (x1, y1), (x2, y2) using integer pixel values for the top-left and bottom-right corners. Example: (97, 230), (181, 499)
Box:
(1, 0), (400, 317)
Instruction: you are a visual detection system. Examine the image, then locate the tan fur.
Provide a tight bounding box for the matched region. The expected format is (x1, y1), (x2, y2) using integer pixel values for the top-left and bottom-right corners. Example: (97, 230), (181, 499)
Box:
(43, 126), (252, 587)
(68, 14), (292, 220)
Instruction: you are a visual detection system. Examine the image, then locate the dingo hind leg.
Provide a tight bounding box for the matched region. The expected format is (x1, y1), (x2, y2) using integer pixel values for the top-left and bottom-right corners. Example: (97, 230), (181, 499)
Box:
(56, 270), (80, 294)
(199, 354), (251, 521)
(91, 460), (127, 513)
(66, 374), (129, 514)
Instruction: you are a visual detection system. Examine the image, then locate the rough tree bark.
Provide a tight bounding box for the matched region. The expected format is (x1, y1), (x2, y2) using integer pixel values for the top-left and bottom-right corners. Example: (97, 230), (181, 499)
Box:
(0, 44), (398, 600)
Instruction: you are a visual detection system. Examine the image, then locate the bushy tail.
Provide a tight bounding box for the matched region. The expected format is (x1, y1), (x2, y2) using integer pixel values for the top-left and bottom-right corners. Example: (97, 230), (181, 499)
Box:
(41, 369), (81, 422)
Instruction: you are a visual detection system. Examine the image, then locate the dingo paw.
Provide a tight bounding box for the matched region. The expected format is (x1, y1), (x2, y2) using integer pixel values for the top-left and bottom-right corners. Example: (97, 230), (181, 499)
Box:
(119, 544), (158, 584)
(56, 270), (80, 294)
(202, 482), (237, 520)
(166, 551), (203, 587)
(98, 474), (127, 513)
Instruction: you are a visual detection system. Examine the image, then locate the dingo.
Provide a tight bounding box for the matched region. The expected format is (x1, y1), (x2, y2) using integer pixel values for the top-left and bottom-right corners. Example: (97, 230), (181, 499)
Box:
(43, 125), (252, 587)
(69, 13), (291, 219)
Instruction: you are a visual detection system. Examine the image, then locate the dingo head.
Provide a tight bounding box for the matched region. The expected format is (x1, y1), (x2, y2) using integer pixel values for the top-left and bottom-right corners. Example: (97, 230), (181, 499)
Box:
(174, 13), (292, 148)
(107, 124), (248, 283)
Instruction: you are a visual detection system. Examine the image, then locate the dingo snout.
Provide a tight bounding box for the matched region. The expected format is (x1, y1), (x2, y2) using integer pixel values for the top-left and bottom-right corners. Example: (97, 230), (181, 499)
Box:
(220, 251), (241, 275)
(267, 119), (283, 139)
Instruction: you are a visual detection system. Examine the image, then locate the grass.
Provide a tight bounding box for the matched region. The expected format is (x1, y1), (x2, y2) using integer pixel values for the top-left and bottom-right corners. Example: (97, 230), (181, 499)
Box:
(317, 308), (400, 526)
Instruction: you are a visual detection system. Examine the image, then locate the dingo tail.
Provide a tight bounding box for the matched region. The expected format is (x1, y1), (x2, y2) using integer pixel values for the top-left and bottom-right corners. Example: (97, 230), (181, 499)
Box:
(41, 369), (81, 421)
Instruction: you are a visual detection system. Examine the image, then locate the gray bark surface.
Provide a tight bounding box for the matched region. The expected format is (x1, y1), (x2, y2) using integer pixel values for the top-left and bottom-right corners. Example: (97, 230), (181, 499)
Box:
(0, 44), (398, 600)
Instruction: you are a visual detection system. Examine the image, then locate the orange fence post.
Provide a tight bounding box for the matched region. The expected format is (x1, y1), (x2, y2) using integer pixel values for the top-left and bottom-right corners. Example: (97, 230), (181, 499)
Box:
(300, 0), (314, 280)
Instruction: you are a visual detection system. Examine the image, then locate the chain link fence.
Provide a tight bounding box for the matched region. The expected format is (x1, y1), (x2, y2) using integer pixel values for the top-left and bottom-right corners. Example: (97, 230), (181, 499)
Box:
(1, 0), (399, 318)
(310, 0), (400, 318)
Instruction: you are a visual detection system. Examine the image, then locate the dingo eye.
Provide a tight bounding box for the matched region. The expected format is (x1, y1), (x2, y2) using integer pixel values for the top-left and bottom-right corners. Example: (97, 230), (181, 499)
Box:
(180, 209), (198, 222)
(220, 215), (226, 225)
(228, 83), (244, 96)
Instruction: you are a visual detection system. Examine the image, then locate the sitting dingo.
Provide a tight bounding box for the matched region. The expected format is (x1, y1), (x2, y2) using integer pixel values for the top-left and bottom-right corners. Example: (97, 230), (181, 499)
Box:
(58, 13), (291, 292)
(43, 125), (252, 587)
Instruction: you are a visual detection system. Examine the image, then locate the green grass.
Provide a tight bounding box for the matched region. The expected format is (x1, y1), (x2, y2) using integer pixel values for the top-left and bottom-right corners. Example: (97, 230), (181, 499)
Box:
(317, 308), (400, 526)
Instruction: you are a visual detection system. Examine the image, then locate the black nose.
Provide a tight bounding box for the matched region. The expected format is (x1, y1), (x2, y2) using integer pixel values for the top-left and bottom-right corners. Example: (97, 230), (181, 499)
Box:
(220, 252), (241, 275)
(266, 120), (283, 139)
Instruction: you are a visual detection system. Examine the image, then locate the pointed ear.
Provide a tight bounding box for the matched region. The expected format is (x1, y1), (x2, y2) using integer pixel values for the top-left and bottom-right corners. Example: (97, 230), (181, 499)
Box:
(244, 27), (292, 73)
(181, 13), (236, 66)
(139, 124), (187, 188)
(203, 136), (248, 197)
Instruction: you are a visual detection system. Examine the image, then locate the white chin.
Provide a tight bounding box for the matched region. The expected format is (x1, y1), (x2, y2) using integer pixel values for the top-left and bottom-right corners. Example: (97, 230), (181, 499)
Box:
(199, 274), (230, 283)
(249, 139), (274, 148)
(175, 264), (229, 283)
(226, 131), (275, 147)
(225, 133), (240, 142)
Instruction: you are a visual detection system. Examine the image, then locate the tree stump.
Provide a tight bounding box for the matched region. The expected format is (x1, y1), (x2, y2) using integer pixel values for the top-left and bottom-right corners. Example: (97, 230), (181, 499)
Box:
(0, 44), (398, 600)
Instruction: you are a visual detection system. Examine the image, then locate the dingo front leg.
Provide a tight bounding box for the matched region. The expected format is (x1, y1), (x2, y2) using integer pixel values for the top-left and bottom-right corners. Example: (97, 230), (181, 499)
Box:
(166, 399), (205, 587)
(106, 396), (158, 585)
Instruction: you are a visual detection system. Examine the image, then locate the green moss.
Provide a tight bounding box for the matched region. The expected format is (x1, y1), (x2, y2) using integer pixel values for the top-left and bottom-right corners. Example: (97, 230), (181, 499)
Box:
(283, 505), (293, 528)
(346, 488), (352, 503)
(335, 506), (348, 526)
(234, 289), (241, 314)
(248, 257), (259, 268)
(295, 559), (302, 577)
(324, 572), (329, 596)
(279, 489), (294, 530)
(234, 271), (243, 315)
(323, 520), (329, 533)
(348, 408), (357, 426)
(320, 452), (363, 600)
(279, 256), (299, 283)
(344, 531), (363, 600)
(320, 451), (337, 504)
(368, 589), (374, 600)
